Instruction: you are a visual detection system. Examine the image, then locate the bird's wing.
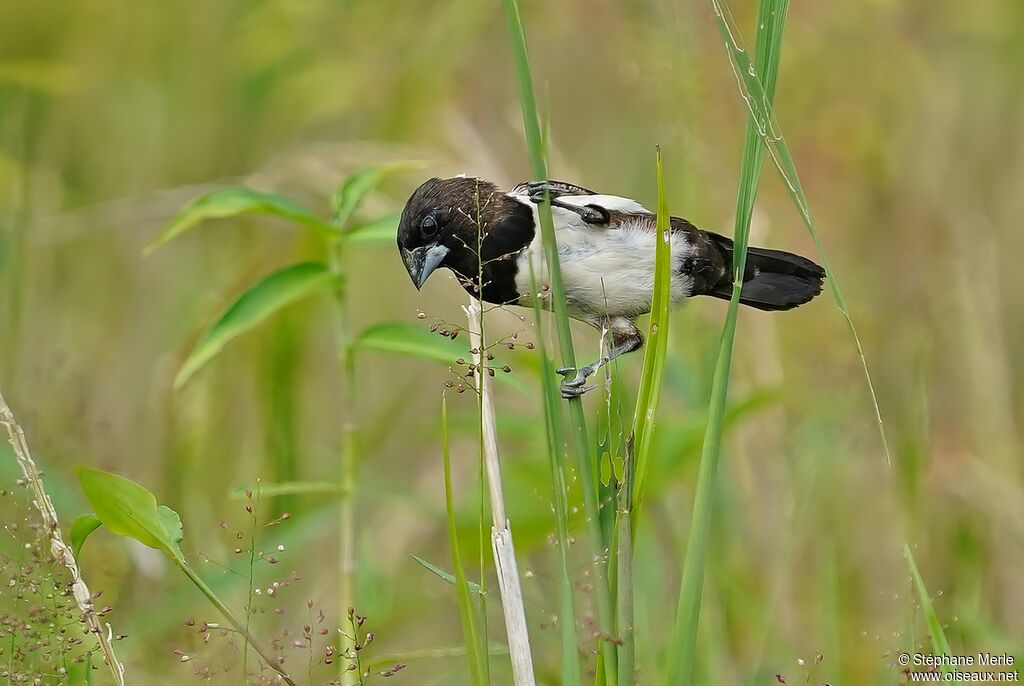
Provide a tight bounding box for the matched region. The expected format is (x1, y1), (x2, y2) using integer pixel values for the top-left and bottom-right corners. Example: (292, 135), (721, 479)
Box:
(509, 180), (654, 218)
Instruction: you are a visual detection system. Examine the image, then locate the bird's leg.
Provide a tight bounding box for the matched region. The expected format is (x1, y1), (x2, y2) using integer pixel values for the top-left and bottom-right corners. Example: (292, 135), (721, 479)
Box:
(525, 182), (609, 225)
(557, 319), (643, 398)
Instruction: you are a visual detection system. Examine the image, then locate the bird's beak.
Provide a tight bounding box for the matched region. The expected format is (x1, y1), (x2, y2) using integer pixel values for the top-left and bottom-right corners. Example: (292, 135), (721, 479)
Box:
(402, 243), (450, 290)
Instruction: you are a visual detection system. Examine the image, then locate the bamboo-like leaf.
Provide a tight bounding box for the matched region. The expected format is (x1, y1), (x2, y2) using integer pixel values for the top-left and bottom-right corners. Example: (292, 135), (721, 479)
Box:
(175, 262), (338, 389)
(145, 187), (336, 255)
(668, 1), (789, 683)
(905, 545), (953, 676)
(630, 148), (673, 521)
(69, 513), (102, 558)
(409, 553), (484, 594)
(441, 398), (489, 685)
(77, 468), (184, 561)
(332, 161), (424, 229)
(343, 212), (401, 246)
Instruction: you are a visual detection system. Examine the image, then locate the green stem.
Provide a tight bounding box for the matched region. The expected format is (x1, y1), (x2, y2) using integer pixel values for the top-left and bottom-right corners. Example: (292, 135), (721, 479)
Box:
(500, 2), (616, 682)
(615, 448), (635, 686)
(473, 194), (493, 686)
(328, 236), (360, 684)
(174, 557), (297, 686)
(667, 2), (789, 683)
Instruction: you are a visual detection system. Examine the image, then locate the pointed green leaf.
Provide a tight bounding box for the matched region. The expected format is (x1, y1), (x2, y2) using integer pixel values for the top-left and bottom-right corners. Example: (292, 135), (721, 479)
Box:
(175, 262), (339, 389)
(631, 148), (673, 516)
(331, 161), (424, 228)
(343, 213), (401, 247)
(145, 187), (337, 255)
(69, 514), (102, 558)
(77, 468), (181, 560)
(409, 553), (484, 594)
(351, 322), (464, 364)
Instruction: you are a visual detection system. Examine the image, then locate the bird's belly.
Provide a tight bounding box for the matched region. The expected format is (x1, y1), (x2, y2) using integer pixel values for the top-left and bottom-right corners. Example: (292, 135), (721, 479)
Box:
(514, 225), (694, 319)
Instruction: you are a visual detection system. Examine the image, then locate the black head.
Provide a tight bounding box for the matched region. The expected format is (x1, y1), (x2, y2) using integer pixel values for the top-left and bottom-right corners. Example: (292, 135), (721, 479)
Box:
(396, 176), (505, 289)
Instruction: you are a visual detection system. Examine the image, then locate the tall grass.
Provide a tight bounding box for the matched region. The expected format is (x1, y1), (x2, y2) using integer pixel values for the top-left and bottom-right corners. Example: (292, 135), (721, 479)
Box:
(667, 0), (790, 682)
(501, 1), (615, 682)
(440, 397), (488, 685)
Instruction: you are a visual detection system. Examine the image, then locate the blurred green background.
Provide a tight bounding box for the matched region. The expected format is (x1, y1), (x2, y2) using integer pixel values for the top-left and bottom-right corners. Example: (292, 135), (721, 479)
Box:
(1, 0), (1022, 684)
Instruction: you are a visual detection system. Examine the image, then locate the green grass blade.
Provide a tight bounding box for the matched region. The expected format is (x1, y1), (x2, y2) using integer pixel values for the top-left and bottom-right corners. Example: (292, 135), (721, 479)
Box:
(500, 2), (615, 682)
(708, 0), (891, 466)
(630, 147), (673, 522)
(144, 187), (337, 255)
(615, 147), (671, 686)
(667, 1), (788, 683)
(442, 398), (489, 686)
(410, 553), (485, 595)
(904, 544), (953, 676)
(174, 262), (339, 389)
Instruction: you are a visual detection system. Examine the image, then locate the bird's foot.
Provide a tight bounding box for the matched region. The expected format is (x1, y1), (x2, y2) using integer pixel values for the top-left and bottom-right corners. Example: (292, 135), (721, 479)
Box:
(556, 366), (597, 399)
(525, 180), (564, 204)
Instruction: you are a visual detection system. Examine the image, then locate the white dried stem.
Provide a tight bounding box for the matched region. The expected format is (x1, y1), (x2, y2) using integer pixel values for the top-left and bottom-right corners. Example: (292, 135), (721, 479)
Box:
(0, 389), (126, 686)
(463, 298), (536, 686)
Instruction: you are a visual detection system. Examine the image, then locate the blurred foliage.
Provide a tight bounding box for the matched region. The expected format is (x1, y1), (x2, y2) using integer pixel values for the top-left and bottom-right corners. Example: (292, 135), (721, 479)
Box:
(1, 0), (1023, 684)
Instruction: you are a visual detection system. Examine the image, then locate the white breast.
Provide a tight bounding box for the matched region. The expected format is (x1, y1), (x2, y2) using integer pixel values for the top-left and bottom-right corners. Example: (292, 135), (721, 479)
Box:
(510, 198), (694, 320)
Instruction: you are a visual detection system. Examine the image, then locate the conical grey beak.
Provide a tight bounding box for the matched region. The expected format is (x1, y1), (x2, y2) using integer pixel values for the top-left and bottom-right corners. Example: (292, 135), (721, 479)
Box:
(403, 244), (450, 290)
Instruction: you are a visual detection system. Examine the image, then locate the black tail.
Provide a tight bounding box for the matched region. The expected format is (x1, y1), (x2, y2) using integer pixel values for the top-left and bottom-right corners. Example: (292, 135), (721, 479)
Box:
(705, 232), (825, 312)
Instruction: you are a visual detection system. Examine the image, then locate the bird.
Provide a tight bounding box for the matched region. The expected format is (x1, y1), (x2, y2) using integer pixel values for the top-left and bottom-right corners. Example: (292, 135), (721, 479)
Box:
(397, 176), (825, 398)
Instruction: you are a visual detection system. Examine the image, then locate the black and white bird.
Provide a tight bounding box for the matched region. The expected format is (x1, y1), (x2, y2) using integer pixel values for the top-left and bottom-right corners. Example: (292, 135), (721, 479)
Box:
(397, 176), (825, 397)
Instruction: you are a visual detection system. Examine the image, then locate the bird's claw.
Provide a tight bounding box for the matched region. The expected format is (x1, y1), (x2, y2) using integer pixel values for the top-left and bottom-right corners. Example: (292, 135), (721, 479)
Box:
(526, 181), (560, 204)
(556, 366), (596, 398)
(561, 383), (596, 399)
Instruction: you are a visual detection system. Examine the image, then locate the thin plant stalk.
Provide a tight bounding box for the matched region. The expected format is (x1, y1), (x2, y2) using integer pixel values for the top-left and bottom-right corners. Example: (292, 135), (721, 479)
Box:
(329, 231), (359, 684)
(465, 298), (536, 686)
(173, 557), (297, 686)
(614, 444), (635, 686)
(667, 0), (789, 683)
(441, 399), (489, 686)
(0, 389), (127, 686)
(500, 2), (617, 681)
(529, 259), (583, 686)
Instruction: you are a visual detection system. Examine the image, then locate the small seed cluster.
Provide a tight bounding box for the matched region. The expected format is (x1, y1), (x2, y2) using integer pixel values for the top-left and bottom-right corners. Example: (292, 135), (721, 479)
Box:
(175, 489), (399, 684)
(0, 483), (119, 683)
(416, 310), (536, 395)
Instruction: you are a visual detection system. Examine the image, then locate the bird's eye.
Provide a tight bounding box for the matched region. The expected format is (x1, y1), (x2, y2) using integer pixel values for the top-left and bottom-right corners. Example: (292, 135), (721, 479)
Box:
(420, 214), (438, 239)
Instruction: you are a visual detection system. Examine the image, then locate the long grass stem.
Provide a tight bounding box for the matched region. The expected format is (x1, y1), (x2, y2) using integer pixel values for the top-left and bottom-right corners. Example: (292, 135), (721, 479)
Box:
(667, 1), (789, 683)
(500, 2), (617, 681)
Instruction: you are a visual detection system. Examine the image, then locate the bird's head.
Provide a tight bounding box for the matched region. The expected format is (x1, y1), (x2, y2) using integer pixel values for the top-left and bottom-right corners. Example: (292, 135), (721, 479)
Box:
(397, 176), (504, 290)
